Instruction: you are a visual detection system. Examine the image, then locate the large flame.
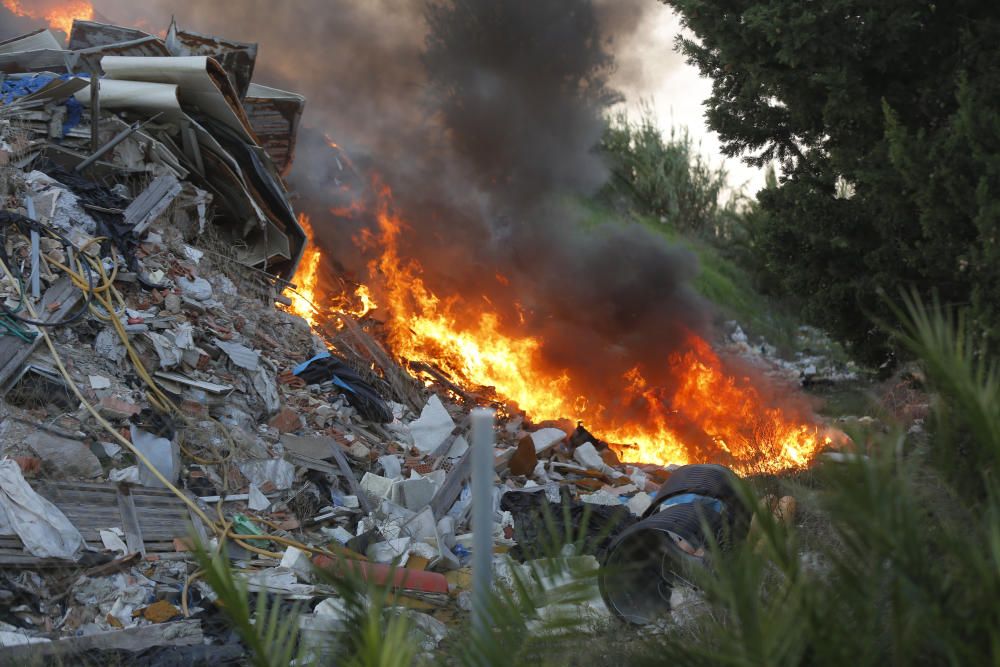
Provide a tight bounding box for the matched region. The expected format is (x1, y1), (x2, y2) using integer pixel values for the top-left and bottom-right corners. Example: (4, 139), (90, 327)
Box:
(358, 185), (825, 473)
(288, 174), (826, 472)
(2, 0), (93, 35)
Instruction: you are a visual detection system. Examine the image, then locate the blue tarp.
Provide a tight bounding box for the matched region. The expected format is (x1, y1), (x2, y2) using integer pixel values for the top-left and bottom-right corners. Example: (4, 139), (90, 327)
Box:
(0, 74), (86, 138)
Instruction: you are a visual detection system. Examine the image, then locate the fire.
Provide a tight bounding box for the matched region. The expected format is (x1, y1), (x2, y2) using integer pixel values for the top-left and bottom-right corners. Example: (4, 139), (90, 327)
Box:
(362, 186), (825, 473)
(285, 213), (377, 326)
(290, 142), (825, 472)
(2, 0), (93, 35)
(286, 213), (322, 327)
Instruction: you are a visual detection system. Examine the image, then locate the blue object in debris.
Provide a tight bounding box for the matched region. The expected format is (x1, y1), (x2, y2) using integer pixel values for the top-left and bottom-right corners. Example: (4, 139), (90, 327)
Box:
(0, 74), (87, 137)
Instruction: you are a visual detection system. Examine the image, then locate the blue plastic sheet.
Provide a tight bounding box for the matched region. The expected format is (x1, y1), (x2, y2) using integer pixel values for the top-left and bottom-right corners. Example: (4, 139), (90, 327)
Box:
(0, 73), (87, 137)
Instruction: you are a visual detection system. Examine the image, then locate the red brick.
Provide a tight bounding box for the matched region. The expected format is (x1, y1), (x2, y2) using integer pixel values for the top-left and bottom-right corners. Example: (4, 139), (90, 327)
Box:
(97, 396), (140, 421)
(269, 407), (302, 433)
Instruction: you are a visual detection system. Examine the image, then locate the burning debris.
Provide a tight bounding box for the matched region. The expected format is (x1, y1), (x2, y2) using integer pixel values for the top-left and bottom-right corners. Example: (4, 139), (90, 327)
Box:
(0, 9), (846, 664)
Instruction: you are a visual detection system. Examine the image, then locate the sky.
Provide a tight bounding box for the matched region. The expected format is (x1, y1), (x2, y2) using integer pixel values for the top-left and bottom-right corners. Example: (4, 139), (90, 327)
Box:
(611, 5), (766, 194)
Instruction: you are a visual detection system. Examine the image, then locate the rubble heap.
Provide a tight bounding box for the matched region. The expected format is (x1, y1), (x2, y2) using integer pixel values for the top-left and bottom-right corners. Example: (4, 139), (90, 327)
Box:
(0, 18), (826, 663)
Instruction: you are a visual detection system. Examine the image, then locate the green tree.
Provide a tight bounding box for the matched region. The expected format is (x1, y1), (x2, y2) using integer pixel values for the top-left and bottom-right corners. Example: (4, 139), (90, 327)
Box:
(665, 0), (1000, 364)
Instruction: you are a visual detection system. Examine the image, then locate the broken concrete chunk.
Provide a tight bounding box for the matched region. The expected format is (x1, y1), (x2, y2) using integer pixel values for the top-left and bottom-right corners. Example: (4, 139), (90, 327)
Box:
(26, 432), (103, 478)
(408, 395), (455, 453)
(627, 492), (653, 517)
(177, 276), (213, 301)
(392, 477), (436, 512)
(530, 428), (567, 454)
(360, 472), (395, 500)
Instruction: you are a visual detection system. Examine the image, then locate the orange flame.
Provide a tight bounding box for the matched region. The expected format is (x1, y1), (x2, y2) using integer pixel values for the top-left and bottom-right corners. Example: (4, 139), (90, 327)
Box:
(360, 185), (824, 473)
(2, 0), (93, 35)
(286, 213), (322, 327)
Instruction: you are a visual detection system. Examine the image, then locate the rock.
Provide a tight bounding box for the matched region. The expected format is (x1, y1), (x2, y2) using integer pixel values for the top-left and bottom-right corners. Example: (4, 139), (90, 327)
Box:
(163, 292), (181, 313)
(26, 432), (102, 478)
(269, 407), (302, 433)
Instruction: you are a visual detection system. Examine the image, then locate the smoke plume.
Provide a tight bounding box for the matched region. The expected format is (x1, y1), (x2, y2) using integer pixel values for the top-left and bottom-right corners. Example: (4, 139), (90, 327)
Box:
(5, 0), (716, 418)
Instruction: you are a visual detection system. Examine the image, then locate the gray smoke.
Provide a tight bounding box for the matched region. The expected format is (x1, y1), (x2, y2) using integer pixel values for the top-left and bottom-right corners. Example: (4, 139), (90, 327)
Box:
(4, 0), (716, 421)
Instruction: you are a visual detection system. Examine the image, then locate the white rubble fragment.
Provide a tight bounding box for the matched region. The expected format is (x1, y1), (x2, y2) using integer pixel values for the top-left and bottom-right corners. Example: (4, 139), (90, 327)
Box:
(367, 537), (411, 564)
(360, 472), (395, 499)
(248, 483), (270, 511)
(216, 339), (261, 371)
(182, 244), (204, 264)
(399, 609), (448, 650)
(321, 525), (355, 545)
(100, 528), (128, 556)
(378, 454), (402, 479)
(88, 374), (111, 390)
(100, 441), (122, 458)
(341, 495), (360, 509)
(280, 546), (314, 582)
(408, 394), (455, 453)
(177, 275), (213, 301)
(580, 490), (622, 506)
(573, 442), (613, 475)
(109, 466), (140, 483)
(238, 459), (296, 490)
(447, 434), (469, 458)
(0, 627), (50, 647)
(530, 428), (566, 454)
(627, 493), (653, 517)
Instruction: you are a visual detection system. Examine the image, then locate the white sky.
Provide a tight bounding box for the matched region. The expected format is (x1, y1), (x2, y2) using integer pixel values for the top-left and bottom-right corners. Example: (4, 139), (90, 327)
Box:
(612, 5), (767, 195)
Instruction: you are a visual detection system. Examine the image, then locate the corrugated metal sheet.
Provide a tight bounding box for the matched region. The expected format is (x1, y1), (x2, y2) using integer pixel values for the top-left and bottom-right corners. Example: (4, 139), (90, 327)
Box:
(243, 84), (306, 177)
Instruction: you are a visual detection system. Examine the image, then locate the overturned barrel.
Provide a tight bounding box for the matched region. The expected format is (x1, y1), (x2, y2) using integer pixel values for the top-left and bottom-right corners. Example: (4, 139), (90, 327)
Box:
(598, 464), (749, 624)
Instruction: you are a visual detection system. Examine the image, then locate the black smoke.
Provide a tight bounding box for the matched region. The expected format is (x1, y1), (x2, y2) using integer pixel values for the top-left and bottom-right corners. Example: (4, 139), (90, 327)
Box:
(10, 0), (715, 420)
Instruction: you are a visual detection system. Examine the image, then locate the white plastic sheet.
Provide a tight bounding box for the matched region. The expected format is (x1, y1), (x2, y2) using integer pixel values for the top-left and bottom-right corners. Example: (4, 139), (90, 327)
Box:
(0, 459), (84, 560)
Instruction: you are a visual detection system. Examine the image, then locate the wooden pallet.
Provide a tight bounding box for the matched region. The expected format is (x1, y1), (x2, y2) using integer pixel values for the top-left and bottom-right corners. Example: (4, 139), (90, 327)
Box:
(0, 481), (209, 567)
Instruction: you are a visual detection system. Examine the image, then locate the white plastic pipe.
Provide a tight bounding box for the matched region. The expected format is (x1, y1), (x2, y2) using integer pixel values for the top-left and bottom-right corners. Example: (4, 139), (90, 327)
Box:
(470, 407), (496, 636)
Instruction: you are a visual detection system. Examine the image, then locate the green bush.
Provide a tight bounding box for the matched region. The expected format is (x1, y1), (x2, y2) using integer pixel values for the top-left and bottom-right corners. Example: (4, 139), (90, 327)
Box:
(600, 109), (742, 240)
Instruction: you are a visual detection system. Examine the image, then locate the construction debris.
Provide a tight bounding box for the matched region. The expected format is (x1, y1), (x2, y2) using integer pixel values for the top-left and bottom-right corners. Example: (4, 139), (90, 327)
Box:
(0, 17), (747, 663)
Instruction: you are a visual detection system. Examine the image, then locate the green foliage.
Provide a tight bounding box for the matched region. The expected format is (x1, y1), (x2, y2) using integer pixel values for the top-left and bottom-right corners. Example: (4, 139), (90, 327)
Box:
(667, 0), (1000, 365)
(600, 109), (740, 238)
(191, 543), (304, 667)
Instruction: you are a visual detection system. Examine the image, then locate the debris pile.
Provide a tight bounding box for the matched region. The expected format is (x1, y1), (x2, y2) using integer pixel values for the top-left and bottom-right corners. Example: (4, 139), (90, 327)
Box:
(0, 19), (816, 662)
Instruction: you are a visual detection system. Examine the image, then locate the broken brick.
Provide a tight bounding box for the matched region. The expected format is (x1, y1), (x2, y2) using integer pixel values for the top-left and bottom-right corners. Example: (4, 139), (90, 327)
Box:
(97, 396), (141, 421)
(268, 407), (302, 433)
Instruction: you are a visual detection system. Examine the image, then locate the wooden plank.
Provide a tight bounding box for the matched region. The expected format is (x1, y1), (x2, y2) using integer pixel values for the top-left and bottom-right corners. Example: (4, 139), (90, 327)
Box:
(116, 485), (145, 557)
(0, 620), (202, 662)
(328, 442), (374, 515)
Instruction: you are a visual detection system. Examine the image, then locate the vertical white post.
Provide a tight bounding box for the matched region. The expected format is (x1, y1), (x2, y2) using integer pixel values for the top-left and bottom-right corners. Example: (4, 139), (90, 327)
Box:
(470, 407), (496, 637)
(26, 197), (40, 301)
